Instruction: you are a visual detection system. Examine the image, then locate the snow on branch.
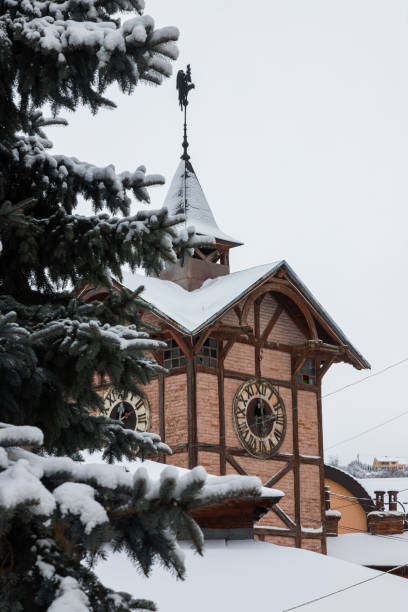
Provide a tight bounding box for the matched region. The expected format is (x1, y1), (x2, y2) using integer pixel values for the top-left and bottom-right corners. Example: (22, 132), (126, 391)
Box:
(11, 133), (164, 212)
(6, 4), (179, 113)
(0, 423), (265, 606)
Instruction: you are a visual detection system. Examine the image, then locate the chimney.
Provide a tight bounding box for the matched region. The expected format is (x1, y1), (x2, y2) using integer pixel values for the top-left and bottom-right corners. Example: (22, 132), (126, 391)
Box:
(324, 485), (341, 537)
(368, 491), (405, 535)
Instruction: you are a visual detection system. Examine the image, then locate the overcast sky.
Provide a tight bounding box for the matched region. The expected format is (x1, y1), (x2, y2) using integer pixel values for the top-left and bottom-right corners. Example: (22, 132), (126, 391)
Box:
(49, 1), (408, 464)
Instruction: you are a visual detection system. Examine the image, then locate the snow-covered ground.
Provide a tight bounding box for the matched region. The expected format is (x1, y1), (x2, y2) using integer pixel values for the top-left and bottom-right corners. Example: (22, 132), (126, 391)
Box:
(96, 538), (408, 612)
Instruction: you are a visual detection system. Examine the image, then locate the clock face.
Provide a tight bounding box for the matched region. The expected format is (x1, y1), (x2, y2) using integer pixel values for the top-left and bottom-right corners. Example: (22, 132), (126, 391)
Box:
(233, 379), (286, 458)
(103, 387), (150, 433)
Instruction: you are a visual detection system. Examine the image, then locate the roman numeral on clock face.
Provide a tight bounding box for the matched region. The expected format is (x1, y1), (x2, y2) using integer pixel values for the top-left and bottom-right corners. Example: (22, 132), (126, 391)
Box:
(103, 387), (150, 433)
(233, 379), (286, 458)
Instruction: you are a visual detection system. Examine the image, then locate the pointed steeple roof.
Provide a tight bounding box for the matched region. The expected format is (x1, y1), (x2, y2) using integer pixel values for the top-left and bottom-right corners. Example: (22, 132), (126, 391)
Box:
(163, 159), (242, 246)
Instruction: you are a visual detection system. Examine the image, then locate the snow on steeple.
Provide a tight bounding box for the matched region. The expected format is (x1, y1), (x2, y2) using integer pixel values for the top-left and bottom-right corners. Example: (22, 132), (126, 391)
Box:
(163, 159), (242, 246)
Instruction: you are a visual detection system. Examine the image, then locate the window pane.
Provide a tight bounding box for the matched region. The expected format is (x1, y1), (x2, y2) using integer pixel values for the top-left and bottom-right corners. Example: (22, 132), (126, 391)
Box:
(164, 360), (171, 369)
(180, 357), (186, 366)
(173, 359), (179, 368)
(210, 349), (217, 358)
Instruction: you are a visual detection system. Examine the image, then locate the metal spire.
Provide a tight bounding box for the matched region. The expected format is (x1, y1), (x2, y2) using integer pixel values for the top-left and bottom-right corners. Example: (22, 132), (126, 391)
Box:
(176, 64), (195, 161)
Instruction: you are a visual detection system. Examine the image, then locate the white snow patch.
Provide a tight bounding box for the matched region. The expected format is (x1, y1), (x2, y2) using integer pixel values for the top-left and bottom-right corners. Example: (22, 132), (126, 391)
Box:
(48, 576), (90, 612)
(123, 262), (282, 333)
(53, 483), (108, 534)
(0, 424), (43, 447)
(0, 459), (55, 515)
(96, 539), (408, 612)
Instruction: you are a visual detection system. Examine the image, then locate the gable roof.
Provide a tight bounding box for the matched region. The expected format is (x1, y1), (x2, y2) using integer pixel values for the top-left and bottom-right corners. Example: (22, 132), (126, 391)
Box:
(325, 465), (375, 515)
(163, 159), (242, 246)
(122, 260), (370, 369)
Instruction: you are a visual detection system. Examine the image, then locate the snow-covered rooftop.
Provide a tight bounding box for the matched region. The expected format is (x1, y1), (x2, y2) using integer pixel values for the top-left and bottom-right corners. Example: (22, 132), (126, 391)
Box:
(96, 538), (408, 612)
(328, 532), (408, 568)
(121, 259), (369, 368)
(163, 159), (242, 245)
(125, 261), (280, 333)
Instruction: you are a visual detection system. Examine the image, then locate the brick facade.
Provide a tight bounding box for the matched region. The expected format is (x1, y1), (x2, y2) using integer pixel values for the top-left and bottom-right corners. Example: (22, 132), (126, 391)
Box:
(138, 290), (327, 553)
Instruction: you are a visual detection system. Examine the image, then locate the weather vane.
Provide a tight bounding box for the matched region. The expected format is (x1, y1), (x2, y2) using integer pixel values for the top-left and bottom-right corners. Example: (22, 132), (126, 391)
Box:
(176, 64), (195, 161)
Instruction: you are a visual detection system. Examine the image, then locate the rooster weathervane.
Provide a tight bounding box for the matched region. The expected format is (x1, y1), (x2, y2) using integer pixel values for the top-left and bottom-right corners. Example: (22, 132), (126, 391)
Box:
(176, 65), (195, 160)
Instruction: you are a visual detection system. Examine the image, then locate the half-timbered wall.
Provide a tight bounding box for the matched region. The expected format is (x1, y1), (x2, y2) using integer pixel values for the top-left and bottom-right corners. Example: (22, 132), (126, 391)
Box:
(136, 284), (329, 553)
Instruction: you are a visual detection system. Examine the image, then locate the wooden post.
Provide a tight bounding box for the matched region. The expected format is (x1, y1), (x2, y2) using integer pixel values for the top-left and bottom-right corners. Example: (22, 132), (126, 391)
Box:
(187, 357), (198, 468)
(218, 339), (226, 475)
(317, 380), (327, 554)
(291, 371), (302, 548)
(158, 373), (166, 463)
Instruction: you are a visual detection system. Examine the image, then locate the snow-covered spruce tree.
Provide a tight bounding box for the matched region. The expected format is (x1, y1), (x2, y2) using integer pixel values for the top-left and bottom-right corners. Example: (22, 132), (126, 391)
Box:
(0, 421), (263, 610)
(0, 1), (263, 610)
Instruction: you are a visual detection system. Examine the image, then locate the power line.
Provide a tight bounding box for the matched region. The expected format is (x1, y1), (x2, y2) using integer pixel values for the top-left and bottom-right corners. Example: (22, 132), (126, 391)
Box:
(281, 560), (408, 611)
(331, 492), (373, 502)
(325, 408), (408, 450)
(322, 356), (408, 400)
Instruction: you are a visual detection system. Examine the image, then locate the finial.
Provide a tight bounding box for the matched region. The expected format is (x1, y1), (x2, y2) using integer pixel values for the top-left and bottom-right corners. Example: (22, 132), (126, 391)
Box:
(176, 64), (195, 161)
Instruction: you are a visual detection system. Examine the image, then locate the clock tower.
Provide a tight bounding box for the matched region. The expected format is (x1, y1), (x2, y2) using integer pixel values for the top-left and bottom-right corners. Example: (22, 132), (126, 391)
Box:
(82, 67), (369, 554)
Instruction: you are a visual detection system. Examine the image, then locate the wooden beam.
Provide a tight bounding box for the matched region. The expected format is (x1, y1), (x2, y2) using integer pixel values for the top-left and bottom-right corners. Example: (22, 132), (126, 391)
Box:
(273, 504), (297, 529)
(234, 304), (242, 323)
(169, 330), (193, 359)
(158, 373), (166, 464)
(171, 443), (188, 454)
(226, 447), (294, 462)
(224, 369), (292, 389)
(218, 341), (226, 475)
(193, 326), (213, 355)
(291, 380), (301, 548)
(187, 359), (197, 468)
(316, 382), (327, 554)
(225, 454), (248, 475)
(263, 461), (293, 488)
(261, 305), (283, 344)
(241, 282), (318, 340)
(292, 353), (307, 378)
(221, 339), (235, 361)
(254, 300), (261, 377)
(317, 355), (336, 383)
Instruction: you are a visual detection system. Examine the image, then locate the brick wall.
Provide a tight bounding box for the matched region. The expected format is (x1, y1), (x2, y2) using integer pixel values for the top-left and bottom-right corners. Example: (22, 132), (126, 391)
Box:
(196, 372), (219, 444)
(259, 294), (279, 336)
(298, 390), (319, 456)
(164, 374), (188, 447)
(224, 343), (254, 372)
(261, 348), (291, 380)
(198, 451), (220, 474)
(299, 464), (321, 529)
(269, 309), (306, 344)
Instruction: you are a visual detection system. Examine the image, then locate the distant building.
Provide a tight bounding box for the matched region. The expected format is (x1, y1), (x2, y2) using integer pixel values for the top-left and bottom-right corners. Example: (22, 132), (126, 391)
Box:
(373, 457), (406, 471)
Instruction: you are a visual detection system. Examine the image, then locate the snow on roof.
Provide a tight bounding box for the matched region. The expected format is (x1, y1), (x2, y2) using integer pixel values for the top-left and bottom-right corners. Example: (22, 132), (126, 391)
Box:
(124, 261), (280, 333)
(358, 478), (408, 510)
(163, 159), (242, 245)
(328, 532), (408, 567)
(96, 539), (408, 612)
(121, 259), (369, 368)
